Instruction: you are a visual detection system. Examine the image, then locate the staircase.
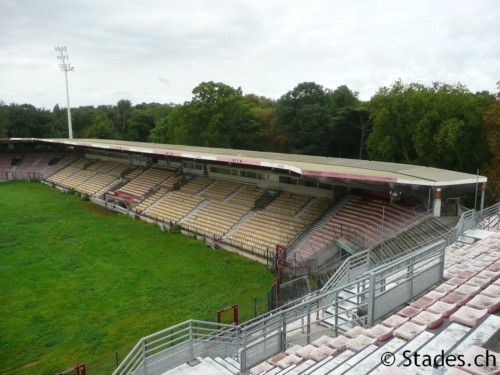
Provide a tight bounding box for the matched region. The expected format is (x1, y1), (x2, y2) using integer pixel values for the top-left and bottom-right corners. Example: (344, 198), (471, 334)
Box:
(287, 195), (350, 264)
(223, 210), (256, 239)
(371, 217), (455, 262)
(163, 356), (240, 374)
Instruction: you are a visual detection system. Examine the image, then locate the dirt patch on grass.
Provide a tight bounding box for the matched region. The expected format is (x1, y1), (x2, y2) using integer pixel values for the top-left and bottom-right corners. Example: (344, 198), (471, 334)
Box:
(77, 202), (119, 217)
(1, 361), (41, 374)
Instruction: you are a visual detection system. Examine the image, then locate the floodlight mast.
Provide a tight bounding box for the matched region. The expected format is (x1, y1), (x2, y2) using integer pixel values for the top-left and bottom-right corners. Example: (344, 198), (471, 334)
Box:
(55, 46), (74, 139)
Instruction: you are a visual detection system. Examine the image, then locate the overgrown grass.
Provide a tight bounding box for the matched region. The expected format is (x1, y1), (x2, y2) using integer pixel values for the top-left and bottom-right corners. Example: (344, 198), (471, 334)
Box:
(0, 181), (274, 374)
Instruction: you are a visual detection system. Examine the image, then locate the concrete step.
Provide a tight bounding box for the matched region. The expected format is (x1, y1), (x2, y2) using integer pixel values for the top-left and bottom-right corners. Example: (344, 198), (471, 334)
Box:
(303, 349), (355, 375)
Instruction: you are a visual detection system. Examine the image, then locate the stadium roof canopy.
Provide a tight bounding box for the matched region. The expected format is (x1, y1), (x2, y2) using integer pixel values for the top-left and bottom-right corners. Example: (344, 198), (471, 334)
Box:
(4, 138), (487, 197)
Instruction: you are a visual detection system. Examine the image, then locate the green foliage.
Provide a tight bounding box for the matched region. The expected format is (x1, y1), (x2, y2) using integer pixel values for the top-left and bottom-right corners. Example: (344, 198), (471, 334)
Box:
(482, 84), (500, 204)
(167, 81), (266, 149)
(125, 108), (155, 141)
(367, 81), (490, 173)
(274, 82), (361, 157)
(82, 111), (117, 139)
(148, 116), (170, 143)
(0, 181), (273, 374)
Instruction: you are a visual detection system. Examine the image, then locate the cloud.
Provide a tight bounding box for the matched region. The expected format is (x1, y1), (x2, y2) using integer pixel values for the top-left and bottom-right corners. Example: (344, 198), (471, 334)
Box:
(0, 0), (498, 108)
(158, 77), (171, 85)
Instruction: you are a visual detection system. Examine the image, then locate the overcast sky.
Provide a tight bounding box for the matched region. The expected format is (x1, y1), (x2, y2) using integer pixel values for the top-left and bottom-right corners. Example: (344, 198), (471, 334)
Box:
(0, 0), (498, 109)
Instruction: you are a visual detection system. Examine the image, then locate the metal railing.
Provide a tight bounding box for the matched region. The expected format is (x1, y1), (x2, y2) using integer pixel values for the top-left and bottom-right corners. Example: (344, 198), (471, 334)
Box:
(114, 320), (240, 375)
(319, 248), (374, 294)
(113, 240), (446, 375)
(113, 203), (498, 375)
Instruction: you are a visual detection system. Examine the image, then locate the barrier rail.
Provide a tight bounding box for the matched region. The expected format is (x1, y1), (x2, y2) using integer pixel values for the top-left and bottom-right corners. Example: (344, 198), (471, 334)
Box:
(113, 238), (447, 375)
(113, 203), (497, 374)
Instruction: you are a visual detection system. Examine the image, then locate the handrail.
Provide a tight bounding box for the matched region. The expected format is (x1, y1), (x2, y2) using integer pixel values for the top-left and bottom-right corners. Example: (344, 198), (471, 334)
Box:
(114, 202), (498, 375)
(114, 320), (239, 375)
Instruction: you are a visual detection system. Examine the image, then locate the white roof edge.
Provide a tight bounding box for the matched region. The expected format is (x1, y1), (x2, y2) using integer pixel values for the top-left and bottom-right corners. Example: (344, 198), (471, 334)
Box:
(2, 138), (488, 188)
(396, 177), (488, 187)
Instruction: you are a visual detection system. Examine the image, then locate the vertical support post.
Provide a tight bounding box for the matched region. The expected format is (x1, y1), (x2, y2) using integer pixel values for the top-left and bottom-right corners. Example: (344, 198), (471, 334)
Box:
(240, 328), (247, 375)
(438, 243), (445, 283)
(368, 273), (377, 326)
(480, 182), (486, 211)
(408, 262), (414, 302)
(281, 312), (287, 351)
(189, 323), (194, 360)
(474, 169), (479, 211)
(334, 291), (339, 336)
(428, 188), (432, 210)
(381, 206), (385, 251)
(142, 339), (149, 375)
(306, 302), (311, 344)
(433, 188), (442, 217)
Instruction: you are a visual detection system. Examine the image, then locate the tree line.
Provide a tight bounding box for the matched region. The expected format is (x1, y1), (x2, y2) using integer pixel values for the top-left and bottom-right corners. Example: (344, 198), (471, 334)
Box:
(0, 80), (498, 203)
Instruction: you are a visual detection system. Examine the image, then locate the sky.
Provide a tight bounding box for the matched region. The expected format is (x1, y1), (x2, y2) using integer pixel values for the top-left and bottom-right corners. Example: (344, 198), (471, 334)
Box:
(0, 0), (498, 109)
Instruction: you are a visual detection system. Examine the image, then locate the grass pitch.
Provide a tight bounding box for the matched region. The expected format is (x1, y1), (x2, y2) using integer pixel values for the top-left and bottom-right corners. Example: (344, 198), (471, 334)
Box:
(0, 181), (274, 374)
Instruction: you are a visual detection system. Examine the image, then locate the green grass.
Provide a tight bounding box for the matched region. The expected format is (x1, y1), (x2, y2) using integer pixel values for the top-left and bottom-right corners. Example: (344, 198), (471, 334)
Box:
(0, 181), (274, 374)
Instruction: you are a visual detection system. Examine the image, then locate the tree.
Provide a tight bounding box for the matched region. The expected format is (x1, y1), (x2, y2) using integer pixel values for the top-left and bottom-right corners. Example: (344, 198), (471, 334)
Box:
(125, 108), (155, 141)
(72, 106), (96, 138)
(5, 104), (53, 138)
(167, 81), (266, 150)
(114, 99), (132, 136)
(366, 81), (489, 173)
(82, 111), (117, 139)
(274, 82), (360, 157)
(0, 102), (8, 137)
(274, 82), (333, 155)
(149, 116), (170, 143)
(482, 83), (500, 204)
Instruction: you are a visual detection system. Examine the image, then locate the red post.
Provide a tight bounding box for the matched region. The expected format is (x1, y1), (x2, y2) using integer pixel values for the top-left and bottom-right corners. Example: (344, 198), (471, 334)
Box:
(55, 363), (86, 375)
(217, 304), (239, 328)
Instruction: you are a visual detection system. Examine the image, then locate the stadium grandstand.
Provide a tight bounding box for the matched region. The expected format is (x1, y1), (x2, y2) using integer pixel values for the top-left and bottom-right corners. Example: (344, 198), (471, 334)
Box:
(0, 137), (498, 375)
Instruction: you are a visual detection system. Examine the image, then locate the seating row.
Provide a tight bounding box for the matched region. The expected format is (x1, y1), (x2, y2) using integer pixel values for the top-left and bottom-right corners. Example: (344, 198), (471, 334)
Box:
(250, 232), (500, 375)
(147, 191), (204, 223)
(119, 168), (172, 197)
(179, 177), (213, 195)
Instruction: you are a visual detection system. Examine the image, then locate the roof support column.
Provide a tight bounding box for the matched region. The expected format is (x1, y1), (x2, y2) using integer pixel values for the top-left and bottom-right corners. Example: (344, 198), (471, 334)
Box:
(480, 182), (486, 211)
(433, 188), (442, 217)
